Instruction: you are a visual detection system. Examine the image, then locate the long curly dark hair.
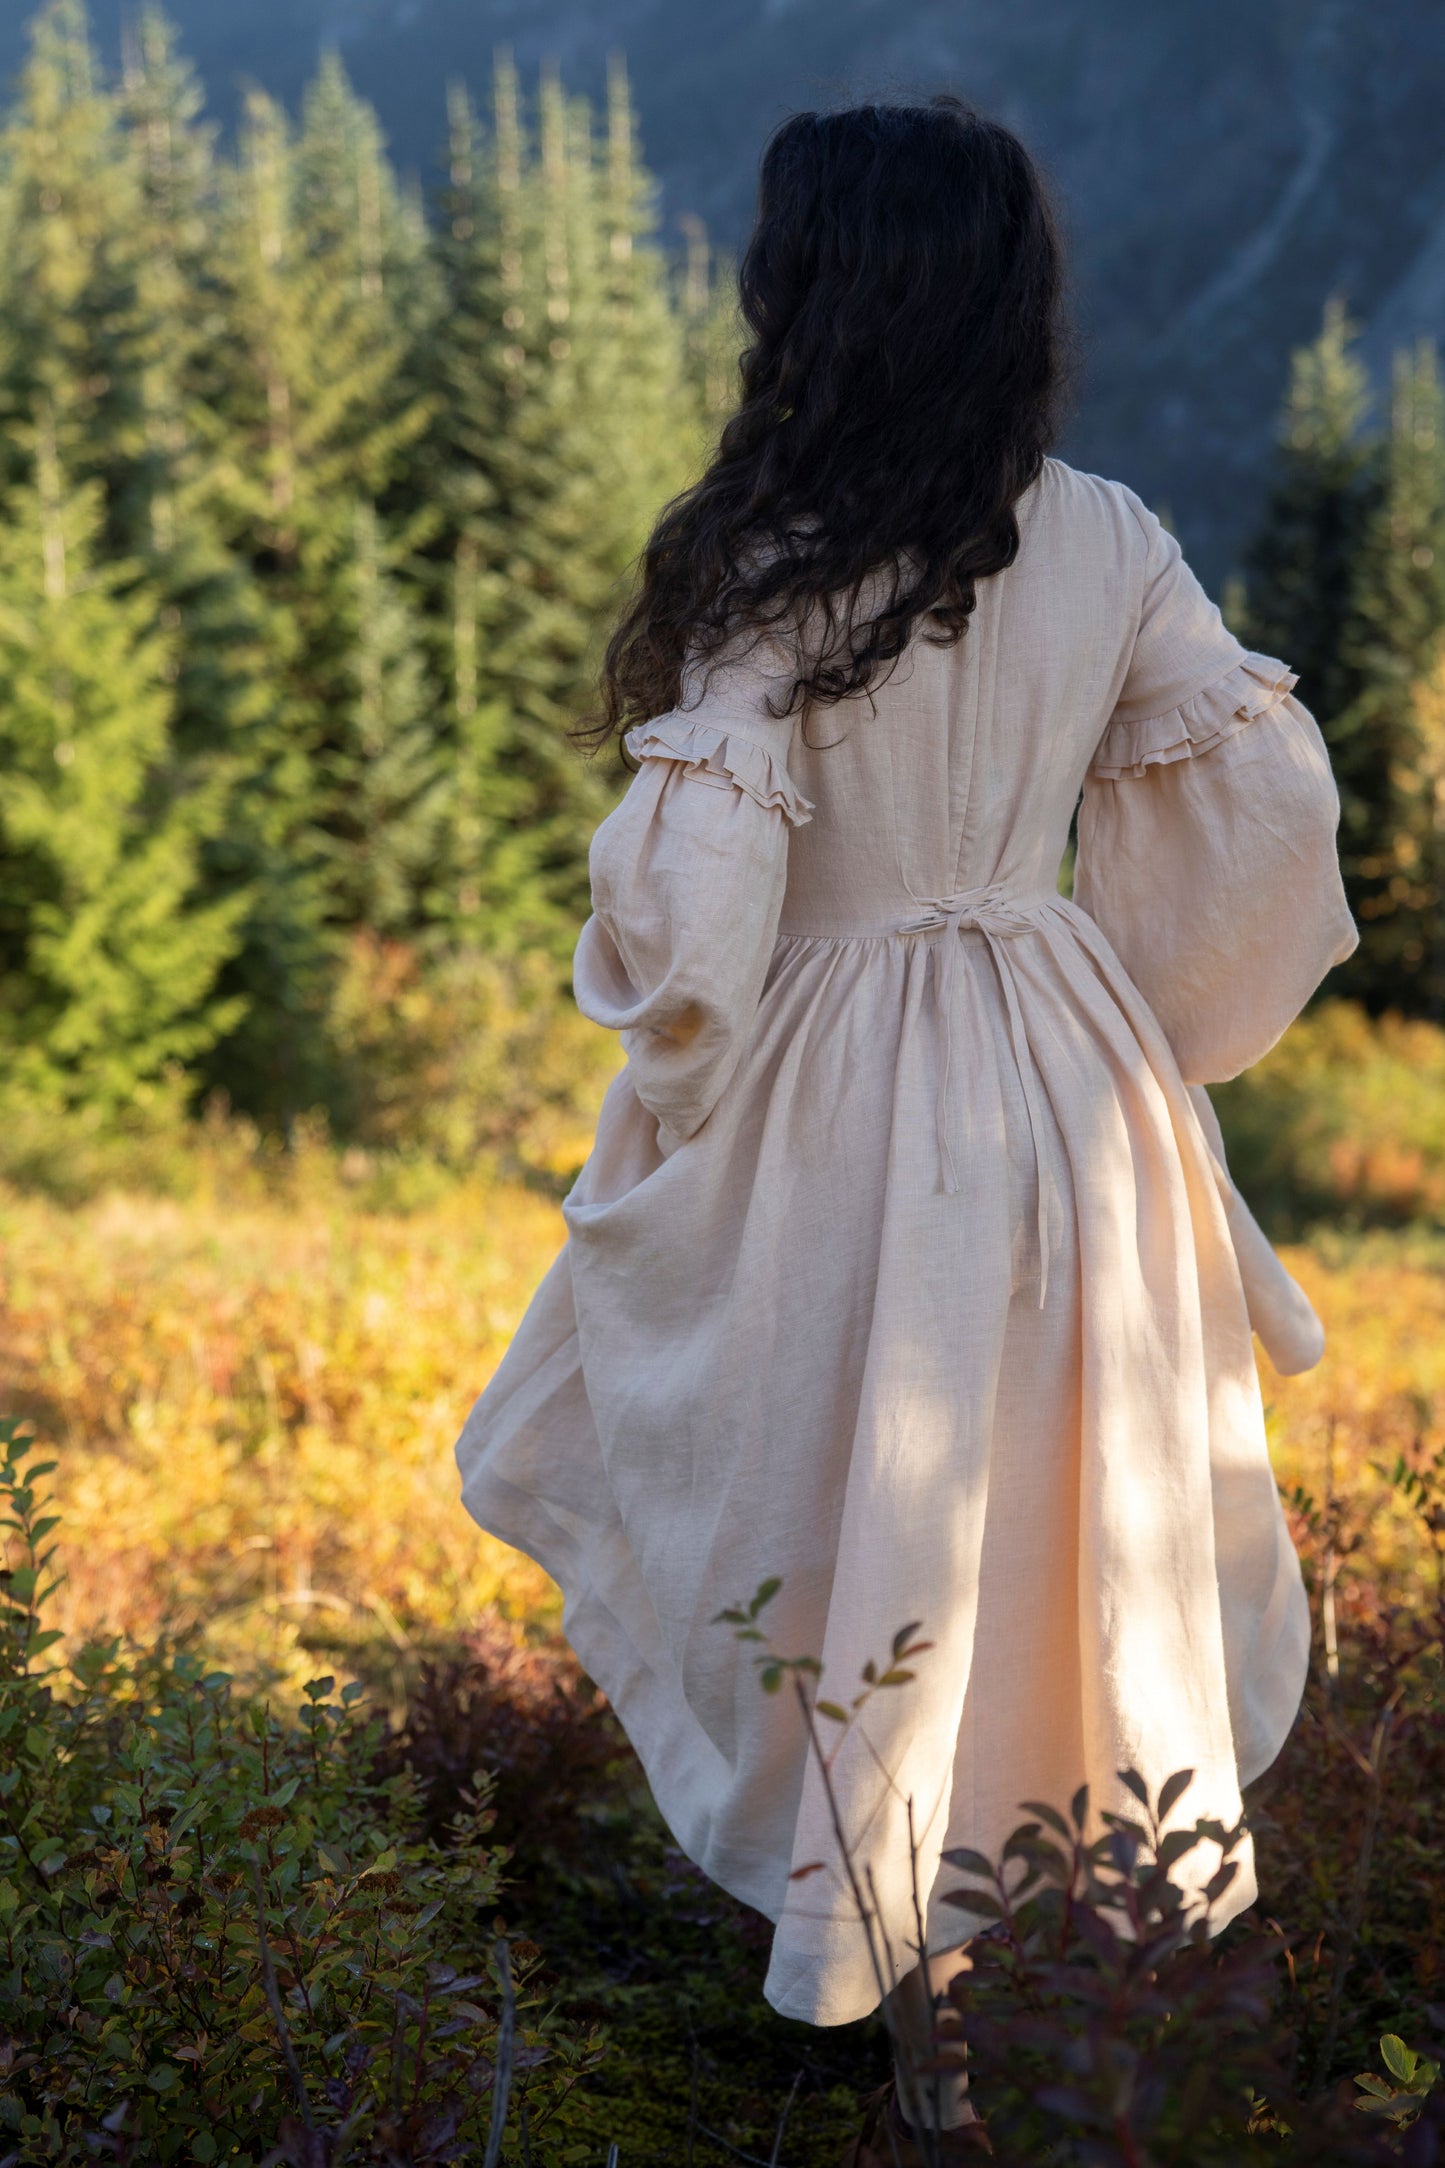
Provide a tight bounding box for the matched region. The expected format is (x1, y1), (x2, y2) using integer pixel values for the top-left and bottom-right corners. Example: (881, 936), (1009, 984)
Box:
(587, 95), (1075, 747)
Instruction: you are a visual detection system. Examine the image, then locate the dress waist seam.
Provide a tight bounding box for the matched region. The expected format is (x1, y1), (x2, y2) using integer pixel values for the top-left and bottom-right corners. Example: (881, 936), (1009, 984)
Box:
(776, 893), (1073, 946)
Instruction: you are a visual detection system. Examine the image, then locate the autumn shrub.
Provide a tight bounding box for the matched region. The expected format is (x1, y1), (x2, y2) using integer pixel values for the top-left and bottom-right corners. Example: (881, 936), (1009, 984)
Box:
(378, 1617), (625, 1866)
(1247, 1421), (1445, 2094)
(949, 1419), (1445, 2166)
(717, 1564), (1445, 2167)
(0, 1173), (562, 1689)
(324, 935), (617, 1189)
(1213, 1000), (1445, 1237)
(934, 1419), (1445, 2160)
(0, 1066), (212, 1206)
(0, 932), (618, 1219)
(0, 1422), (600, 2166)
(932, 1779), (1445, 2166)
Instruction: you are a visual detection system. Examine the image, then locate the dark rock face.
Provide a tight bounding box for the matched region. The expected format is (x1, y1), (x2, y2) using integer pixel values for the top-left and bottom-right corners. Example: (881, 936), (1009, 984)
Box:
(13, 0), (1445, 581)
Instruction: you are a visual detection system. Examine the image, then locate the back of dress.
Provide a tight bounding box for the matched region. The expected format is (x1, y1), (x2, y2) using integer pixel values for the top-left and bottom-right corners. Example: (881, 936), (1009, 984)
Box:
(454, 453), (1358, 2030)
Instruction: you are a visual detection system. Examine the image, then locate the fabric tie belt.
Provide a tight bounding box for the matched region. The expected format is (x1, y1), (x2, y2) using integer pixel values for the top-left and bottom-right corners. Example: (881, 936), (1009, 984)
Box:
(895, 882), (1061, 1306)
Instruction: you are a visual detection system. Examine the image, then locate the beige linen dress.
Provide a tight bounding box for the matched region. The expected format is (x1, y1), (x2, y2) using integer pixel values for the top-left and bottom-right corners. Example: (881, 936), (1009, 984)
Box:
(454, 455), (1358, 2028)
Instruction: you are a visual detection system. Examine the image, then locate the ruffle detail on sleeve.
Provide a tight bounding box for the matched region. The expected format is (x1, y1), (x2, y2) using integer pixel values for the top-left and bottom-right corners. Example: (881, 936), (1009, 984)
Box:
(1089, 652), (1300, 782)
(623, 717), (815, 827)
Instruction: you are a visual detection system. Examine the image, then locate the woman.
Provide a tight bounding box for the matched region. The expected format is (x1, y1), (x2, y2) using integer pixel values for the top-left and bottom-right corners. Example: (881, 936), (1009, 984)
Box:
(454, 97), (1356, 2157)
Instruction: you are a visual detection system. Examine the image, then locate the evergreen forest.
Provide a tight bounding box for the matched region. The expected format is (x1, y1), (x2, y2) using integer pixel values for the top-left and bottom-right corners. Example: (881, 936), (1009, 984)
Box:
(0, 0), (733, 1163)
(0, 1), (1440, 1169)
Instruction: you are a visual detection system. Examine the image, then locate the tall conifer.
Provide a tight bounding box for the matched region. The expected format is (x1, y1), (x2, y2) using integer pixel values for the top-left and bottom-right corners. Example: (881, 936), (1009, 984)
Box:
(432, 57), (697, 948)
(201, 86), (431, 1121)
(1237, 306), (1445, 1014)
(0, 0), (141, 503)
(325, 500), (448, 937)
(1337, 342), (1445, 1006)
(1237, 297), (1379, 728)
(677, 210), (741, 431)
(292, 50), (443, 487)
(0, 435), (240, 1108)
(116, 8), (278, 1047)
(112, 6), (214, 559)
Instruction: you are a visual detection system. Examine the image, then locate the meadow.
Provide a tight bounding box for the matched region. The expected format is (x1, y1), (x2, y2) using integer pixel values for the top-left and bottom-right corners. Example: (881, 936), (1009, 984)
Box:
(2, 1010), (1445, 2161)
(0, 1151), (565, 1692)
(3, 1008), (1442, 1705)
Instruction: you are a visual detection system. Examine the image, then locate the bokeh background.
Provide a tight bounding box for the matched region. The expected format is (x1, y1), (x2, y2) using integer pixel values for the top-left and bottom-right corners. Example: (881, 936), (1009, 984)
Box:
(1, 3), (1444, 2159)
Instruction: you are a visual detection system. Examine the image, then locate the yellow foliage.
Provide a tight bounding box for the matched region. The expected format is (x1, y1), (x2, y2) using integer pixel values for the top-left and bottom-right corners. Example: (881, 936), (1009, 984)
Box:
(1213, 998), (1445, 1231)
(0, 1175), (567, 1694)
(0, 1165), (1441, 1694)
(1261, 1239), (1445, 1600)
(325, 932), (622, 1179)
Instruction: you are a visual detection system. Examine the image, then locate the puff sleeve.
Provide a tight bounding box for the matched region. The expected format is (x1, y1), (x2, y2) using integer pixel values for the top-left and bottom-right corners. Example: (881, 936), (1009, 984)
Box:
(572, 632), (813, 1145)
(1073, 488), (1359, 1084)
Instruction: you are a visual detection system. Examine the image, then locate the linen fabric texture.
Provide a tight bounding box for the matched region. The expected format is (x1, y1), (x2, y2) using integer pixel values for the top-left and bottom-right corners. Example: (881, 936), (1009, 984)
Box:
(454, 456), (1358, 2027)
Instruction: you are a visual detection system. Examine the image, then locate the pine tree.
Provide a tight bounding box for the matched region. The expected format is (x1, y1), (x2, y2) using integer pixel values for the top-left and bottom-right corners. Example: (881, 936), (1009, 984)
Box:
(115, 8), (279, 978)
(323, 500), (448, 937)
(293, 52), (442, 324)
(431, 57), (699, 951)
(676, 209), (741, 432)
(1337, 340), (1445, 1008)
(197, 84), (433, 1124)
(0, 2), (258, 1116)
(4, 4), (266, 703)
(0, 0), (143, 506)
(292, 49), (444, 502)
(428, 73), (555, 951)
(1397, 637), (1445, 1020)
(0, 427), (241, 1110)
(1238, 306), (1445, 1016)
(111, 4), (215, 561)
(1237, 296), (1380, 728)
(289, 51), (447, 941)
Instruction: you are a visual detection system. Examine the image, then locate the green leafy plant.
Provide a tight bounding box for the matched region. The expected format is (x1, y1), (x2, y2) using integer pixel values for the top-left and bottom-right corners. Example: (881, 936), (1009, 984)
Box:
(0, 1419), (600, 2164)
(1354, 2034), (1441, 2128)
(931, 1771), (1289, 2165)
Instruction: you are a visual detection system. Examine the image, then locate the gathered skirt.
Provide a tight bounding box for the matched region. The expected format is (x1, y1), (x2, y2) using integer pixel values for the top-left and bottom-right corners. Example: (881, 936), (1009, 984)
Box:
(455, 899), (1312, 2025)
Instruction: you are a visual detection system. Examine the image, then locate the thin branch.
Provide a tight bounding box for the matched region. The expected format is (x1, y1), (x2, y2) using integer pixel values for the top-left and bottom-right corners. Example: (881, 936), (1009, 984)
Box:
(768, 2069), (803, 2166)
(865, 1861), (906, 2168)
(687, 2028), (699, 2168)
(250, 1855), (315, 2131)
(906, 1793), (946, 2168)
(1321, 1414), (1341, 1700)
(482, 1935), (516, 2168)
(791, 1677), (893, 2016)
(1312, 1691), (1401, 2090)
